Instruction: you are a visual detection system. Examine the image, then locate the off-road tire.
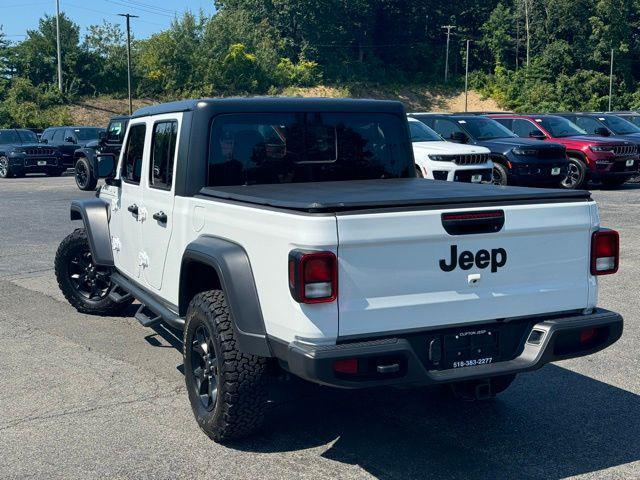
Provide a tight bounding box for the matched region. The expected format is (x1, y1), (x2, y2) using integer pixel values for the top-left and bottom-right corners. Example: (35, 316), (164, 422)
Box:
(449, 374), (517, 401)
(75, 157), (97, 190)
(184, 290), (268, 443)
(561, 156), (587, 189)
(492, 163), (509, 186)
(55, 228), (132, 315)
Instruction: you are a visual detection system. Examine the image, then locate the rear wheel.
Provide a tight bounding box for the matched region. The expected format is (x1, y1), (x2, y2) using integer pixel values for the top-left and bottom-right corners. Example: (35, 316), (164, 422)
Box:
(55, 229), (132, 315)
(492, 163), (509, 186)
(75, 157), (97, 190)
(184, 290), (268, 442)
(561, 157), (587, 189)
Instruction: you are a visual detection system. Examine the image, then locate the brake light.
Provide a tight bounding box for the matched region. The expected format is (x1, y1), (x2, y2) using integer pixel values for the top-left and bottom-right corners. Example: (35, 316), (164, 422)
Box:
(289, 250), (337, 303)
(333, 358), (358, 374)
(591, 229), (619, 275)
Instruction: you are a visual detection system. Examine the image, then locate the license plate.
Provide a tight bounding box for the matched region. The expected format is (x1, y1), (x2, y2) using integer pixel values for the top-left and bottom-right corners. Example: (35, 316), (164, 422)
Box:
(471, 174), (483, 183)
(551, 167), (561, 175)
(37, 160), (47, 166)
(626, 159), (634, 167)
(443, 328), (499, 369)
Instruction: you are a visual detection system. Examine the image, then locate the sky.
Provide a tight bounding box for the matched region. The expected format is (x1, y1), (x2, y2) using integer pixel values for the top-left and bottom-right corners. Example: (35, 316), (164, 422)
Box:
(2, 0), (217, 41)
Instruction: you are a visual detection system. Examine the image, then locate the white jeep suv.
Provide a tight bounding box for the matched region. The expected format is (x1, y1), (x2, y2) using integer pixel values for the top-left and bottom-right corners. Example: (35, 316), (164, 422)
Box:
(409, 117), (493, 183)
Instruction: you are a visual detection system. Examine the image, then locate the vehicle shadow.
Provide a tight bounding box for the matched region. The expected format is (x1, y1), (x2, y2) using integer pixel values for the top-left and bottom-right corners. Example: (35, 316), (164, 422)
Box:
(235, 365), (640, 480)
(144, 326), (640, 478)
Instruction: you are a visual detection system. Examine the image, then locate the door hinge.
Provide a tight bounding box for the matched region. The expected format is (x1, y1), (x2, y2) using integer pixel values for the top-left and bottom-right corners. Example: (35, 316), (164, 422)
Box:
(111, 236), (121, 252)
(138, 207), (148, 222)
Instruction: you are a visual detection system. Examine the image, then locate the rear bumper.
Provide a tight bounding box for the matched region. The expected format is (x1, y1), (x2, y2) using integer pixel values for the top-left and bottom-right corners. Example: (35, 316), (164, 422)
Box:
(276, 308), (622, 389)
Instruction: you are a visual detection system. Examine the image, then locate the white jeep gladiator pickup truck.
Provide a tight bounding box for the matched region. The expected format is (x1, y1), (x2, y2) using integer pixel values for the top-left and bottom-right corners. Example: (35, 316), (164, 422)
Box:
(408, 117), (494, 183)
(54, 98), (623, 443)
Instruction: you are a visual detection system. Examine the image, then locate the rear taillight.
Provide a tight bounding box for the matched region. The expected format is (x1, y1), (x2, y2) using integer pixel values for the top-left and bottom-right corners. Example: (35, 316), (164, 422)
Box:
(591, 229), (619, 275)
(289, 250), (337, 303)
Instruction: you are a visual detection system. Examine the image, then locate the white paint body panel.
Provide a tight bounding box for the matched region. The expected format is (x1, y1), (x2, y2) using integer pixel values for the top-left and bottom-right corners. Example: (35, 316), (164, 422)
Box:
(336, 201), (599, 337)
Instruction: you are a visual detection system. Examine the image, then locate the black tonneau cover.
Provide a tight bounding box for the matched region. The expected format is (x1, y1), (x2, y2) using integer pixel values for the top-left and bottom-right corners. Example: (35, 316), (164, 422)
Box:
(199, 178), (591, 213)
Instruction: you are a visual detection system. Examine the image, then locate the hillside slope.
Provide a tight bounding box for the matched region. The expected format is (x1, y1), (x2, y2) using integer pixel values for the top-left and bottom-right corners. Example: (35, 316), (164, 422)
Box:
(68, 88), (502, 126)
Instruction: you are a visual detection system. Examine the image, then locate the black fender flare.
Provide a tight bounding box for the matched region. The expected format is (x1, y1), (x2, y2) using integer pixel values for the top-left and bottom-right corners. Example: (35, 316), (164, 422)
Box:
(70, 198), (114, 267)
(180, 236), (272, 357)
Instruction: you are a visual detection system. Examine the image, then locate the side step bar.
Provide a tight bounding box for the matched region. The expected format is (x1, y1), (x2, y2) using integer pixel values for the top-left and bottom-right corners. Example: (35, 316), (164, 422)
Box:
(110, 272), (185, 330)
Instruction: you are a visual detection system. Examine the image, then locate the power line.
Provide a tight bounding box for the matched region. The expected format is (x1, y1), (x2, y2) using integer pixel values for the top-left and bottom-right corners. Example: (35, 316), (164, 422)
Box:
(115, 0), (176, 15)
(106, 0), (174, 18)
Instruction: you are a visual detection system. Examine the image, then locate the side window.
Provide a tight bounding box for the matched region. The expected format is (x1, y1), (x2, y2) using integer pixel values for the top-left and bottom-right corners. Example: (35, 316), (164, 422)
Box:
(575, 117), (601, 134)
(64, 129), (76, 143)
(433, 119), (463, 140)
(52, 129), (65, 142)
(121, 124), (147, 184)
(149, 120), (178, 190)
(107, 121), (125, 142)
(512, 119), (537, 137)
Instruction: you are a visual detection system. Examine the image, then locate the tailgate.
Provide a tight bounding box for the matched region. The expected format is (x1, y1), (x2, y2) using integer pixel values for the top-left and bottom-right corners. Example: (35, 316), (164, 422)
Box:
(336, 201), (597, 338)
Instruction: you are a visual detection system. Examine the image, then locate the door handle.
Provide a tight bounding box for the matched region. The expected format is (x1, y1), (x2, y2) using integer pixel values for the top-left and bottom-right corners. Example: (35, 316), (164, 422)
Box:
(153, 211), (167, 223)
(127, 204), (138, 215)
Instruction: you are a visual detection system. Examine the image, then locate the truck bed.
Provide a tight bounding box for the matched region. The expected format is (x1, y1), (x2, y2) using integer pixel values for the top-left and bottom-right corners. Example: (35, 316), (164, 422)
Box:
(199, 178), (591, 213)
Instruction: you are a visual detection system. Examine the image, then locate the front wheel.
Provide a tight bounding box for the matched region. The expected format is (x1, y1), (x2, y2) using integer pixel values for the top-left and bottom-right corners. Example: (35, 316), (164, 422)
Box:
(75, 157), (97, 190)
(561, 157), (587, 189)
(55, 229), (132, 315)
(184, 290), (268, 443)
(0, 155), (12, 178)
(492, 163), (509, 186)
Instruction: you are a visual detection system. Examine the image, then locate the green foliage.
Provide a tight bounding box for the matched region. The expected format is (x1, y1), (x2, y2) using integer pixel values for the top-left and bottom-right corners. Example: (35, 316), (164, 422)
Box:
(0, 77), (71, 128)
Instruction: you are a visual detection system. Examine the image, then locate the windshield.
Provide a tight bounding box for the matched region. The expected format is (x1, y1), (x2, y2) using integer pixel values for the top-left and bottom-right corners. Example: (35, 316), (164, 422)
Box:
(538, 116), (587, 138)
(461, 118), (516, 140)
(73, 128), (102, 141)
(0, 130), (22, 145)
(622, 115), (640, 128)
(599, 115), (640, 135)
(408, 120), (442, 142)
(17, 130), (38, 143)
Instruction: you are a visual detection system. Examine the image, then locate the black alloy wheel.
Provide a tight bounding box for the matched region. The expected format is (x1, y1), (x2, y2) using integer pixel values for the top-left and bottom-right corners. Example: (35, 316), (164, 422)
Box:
(190, 324), (219, 411)
(67, 249), (112, 301)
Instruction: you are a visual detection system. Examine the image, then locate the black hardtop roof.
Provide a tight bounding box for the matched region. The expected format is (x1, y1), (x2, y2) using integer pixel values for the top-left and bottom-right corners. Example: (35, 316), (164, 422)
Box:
(200, 178), (591, 213)
(131, 97), (406, 119)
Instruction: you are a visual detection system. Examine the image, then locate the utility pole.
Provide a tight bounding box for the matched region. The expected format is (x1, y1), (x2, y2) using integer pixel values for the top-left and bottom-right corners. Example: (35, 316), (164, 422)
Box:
(523, 0), (530, 68)
(609, 48), (614, 111)
(55, 0), (63, 93)
(118, 13), (139, 115)
(464, 40), (470, 112)
(442, 25), (455, 82)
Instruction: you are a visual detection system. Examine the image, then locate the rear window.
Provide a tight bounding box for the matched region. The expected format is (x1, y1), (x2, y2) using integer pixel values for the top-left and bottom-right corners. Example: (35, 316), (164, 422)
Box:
(207, 113), (412, 186)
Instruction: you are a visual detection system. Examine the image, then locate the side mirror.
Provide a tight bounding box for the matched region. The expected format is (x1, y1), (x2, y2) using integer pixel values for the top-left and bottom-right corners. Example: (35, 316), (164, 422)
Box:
(529, 130), (546, 140)
(450, 131), (469, 144)
(65, 136), (76, 144)
(595, 127), (611, 137)
(96, 154), (118, 184)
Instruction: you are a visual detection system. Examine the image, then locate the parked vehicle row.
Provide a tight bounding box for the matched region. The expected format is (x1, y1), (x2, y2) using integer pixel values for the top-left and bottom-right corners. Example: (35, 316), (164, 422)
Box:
(4, 109), (640, 191)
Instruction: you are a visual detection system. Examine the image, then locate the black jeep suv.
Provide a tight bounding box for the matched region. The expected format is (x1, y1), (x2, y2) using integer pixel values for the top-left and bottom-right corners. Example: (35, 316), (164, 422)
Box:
(410, 114), (569, 186)
(41, 126), (105, 169)
(73, 116), (129, 190)
(0, 129), (65, 178)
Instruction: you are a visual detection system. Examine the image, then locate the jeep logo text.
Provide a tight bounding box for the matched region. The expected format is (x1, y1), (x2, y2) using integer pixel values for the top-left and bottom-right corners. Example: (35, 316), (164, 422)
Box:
(439, 245), (507, 273)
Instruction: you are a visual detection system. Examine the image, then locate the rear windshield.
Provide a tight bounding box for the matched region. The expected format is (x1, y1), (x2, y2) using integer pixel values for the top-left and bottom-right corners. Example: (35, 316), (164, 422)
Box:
(207, 113), (412, 186)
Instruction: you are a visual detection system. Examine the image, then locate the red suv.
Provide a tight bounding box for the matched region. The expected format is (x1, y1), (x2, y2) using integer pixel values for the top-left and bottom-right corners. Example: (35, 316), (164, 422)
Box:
(490, 114), (639, 188)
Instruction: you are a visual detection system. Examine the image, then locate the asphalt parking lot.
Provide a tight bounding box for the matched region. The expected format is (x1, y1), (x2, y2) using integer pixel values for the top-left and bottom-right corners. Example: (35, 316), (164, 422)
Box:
(1, 174), (639, 480)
